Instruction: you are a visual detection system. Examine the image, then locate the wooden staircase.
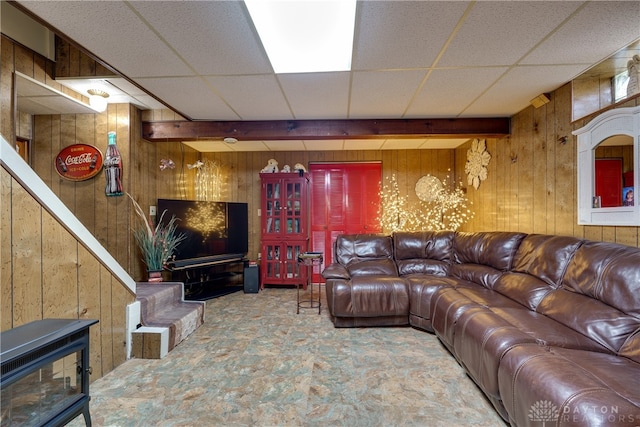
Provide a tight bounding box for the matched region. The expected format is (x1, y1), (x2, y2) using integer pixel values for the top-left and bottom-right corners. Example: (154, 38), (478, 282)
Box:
(132, 282), (205, 359)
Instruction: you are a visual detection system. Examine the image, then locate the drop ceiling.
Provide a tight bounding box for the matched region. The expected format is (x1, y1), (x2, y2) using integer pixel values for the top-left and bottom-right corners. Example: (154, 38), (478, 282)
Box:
(13, 1), (640, 152)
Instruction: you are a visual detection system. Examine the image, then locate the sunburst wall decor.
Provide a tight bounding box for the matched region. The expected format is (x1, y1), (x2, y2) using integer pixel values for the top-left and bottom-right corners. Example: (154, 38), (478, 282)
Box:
(465, 138), (491, 190)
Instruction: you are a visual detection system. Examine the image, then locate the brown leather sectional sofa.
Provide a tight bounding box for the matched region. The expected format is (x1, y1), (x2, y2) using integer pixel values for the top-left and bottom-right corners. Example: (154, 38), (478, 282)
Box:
(322, 231), (640, 426)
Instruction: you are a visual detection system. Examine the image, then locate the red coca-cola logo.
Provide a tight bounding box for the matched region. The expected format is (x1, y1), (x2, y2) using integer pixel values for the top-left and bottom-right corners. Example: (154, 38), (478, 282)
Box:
(54, 144), (103, 181)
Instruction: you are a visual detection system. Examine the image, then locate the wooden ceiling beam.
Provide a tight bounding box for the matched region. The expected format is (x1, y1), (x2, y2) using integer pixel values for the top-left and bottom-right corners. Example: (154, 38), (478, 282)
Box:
(141, 118), (510, 142)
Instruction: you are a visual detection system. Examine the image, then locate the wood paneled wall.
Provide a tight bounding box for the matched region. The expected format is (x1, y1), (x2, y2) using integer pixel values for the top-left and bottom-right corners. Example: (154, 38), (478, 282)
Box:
(144, 141), (456, 261)
(455, 83), (640, 247)
(1, 35), (134, 381)
(0, 169), (133, 379)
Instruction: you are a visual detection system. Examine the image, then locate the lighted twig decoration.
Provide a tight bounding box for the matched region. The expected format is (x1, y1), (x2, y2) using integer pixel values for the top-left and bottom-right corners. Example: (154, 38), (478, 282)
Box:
(185, 201), (227, 242)
(189, 159), (222, 201)
(378, 174), (474, 232)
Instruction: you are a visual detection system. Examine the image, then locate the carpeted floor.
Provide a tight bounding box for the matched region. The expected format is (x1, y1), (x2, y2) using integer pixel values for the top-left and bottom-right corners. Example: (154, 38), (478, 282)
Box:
(70, 287), (507, 427)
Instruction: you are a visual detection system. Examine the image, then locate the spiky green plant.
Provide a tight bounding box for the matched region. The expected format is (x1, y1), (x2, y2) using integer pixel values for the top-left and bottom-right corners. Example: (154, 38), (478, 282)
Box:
(127, 193), (186, 271)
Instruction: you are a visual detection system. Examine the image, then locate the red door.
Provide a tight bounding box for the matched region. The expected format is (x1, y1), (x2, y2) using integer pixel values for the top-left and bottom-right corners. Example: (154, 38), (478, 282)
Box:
(309, 162), (382, 279)
(595, 159), (623, 207)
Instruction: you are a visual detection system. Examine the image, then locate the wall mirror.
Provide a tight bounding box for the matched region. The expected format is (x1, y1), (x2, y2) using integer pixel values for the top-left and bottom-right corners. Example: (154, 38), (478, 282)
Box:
(574, 106), (639, 226)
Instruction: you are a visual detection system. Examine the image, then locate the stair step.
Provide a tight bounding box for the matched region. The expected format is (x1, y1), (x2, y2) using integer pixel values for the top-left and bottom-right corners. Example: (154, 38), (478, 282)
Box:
(131, 326), (169, 359)
(135, 283), (205, 354)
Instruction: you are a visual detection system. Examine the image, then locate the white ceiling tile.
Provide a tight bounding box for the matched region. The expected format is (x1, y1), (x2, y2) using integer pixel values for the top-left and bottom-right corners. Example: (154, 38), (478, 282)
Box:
(406, 67), (508, 117)
(353, 1), (469, 70)
(130, 94), (167, 110)
(342, 139), (384, 151)
(464, 64), (588, 116)
(130, 1), (272, 75)
(423, 138), (471, 149)
(12, 0), (640, 144)
(380, 139), (426, 150)
(181, 140), (233, 152)
(135, 77), (240, 120)
(264, 140), (306, 151)
(522, 1), (640, 66)
(207, 75), (292, 120)
(350, 70), (426, 118)
(438, 2), (583, 67)
(20, 1), (193, 78)
(304, 140), (344, 151)
(279, 72), (350, 119)
(228, 141), (271, 152)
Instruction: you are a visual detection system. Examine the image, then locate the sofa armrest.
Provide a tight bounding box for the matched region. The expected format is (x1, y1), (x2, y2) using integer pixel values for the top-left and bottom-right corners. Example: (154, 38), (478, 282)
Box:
(322, 263), (351, 280)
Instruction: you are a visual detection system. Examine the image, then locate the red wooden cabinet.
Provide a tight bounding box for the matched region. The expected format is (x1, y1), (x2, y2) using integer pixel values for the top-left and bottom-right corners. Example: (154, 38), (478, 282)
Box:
(260, 173), (309, 288)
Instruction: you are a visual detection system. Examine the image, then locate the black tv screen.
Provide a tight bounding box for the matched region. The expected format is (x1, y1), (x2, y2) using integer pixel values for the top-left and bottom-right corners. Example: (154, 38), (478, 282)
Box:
(157, 199), (248, 262)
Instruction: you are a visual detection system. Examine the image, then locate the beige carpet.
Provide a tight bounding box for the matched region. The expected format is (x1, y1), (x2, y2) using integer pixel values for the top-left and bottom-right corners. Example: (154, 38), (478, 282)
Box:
(70, 287), (506, 427)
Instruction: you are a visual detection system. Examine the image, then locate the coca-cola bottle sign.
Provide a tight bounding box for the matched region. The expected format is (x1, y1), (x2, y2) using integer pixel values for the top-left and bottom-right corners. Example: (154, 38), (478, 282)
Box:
(54, 144), (103, 181)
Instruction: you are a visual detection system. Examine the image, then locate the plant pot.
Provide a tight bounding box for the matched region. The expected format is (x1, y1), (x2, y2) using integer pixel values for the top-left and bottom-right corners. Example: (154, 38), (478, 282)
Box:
(147, 270), (163, 283)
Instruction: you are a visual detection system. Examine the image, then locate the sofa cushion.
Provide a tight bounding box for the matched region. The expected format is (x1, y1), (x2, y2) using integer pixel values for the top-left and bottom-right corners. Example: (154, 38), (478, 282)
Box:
(453, 232), (526, 271)
(453, 307), (537, 399)
(563, 241), (640, 317)
(335, 234), (398, 276)
(537, 288), (640, 359)
(327, 276), (409, 319)
(492, 272), (555, 311)
(450, 263), (505, 289)
(511, 234), (583, 287)
(407, 276), (459, 332)
(393, 231), (454, 276)
(498, 345), (640, 427)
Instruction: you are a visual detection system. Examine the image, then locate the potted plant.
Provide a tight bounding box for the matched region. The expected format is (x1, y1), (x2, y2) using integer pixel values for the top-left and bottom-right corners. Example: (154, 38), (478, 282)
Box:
(127, 194), (186, 282)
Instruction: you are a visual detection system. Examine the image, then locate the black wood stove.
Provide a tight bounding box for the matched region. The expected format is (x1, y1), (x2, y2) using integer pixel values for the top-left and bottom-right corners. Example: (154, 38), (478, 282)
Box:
(1, 318), (98, 426)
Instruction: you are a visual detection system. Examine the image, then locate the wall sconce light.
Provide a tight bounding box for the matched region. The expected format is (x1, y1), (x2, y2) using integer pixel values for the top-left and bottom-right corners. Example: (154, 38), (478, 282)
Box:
(87, 89), (109, 112)
(530, 93), (551, 108)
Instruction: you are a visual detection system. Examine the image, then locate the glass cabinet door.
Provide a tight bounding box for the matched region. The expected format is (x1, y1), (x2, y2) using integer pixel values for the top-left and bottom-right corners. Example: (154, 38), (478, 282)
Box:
(283, 242), (304, 280)
(264, 182), (281, 235)
(263, 243), (281, 280)
(284, 181), (304, 236)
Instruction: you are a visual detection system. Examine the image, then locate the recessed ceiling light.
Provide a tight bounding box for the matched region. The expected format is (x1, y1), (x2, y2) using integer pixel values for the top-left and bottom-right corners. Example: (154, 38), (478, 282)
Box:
(245, 0), (357, 74)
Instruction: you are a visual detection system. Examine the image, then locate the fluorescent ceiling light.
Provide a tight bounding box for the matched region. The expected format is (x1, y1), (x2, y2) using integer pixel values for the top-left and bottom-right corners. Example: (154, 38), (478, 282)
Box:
(245, 0), (356, 74)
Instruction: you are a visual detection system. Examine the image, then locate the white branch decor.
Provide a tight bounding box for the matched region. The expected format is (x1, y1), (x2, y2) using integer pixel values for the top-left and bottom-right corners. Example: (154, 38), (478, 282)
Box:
(192, 159), (222, 201)
(378, 174), (474, 233)
(465, 138), (491, 190)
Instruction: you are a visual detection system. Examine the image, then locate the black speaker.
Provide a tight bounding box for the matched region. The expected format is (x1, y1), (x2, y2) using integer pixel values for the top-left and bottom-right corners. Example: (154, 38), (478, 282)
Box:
(244, 265), (259, 293)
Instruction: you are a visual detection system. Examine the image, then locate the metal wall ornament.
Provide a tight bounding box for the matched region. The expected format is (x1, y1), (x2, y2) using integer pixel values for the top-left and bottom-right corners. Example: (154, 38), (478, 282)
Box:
(465, 138), (491, 190)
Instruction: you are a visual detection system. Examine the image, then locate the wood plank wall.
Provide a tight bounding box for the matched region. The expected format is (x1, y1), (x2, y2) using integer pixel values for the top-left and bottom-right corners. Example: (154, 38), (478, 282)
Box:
(1, 35), (134, 381)
(455, 82), (640, 247)
(140, 129), (456, 262)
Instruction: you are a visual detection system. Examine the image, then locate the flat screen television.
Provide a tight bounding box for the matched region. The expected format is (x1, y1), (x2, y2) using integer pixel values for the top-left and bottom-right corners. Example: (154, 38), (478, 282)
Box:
(157, 199), (248, 264)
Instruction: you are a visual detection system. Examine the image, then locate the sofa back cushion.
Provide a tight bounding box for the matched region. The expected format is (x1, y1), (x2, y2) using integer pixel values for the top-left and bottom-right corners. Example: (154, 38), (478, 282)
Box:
(334, 234), (398, 276)
(538, 241), (640, 362)
(453, 232), (526, 270)
(511, 234), (583, 287)
(393, 231), (454, 276)
(451, 232), (526, 288)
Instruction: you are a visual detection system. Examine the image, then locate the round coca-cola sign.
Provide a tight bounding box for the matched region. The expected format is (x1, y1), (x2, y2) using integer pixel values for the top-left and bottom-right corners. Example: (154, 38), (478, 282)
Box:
(54, 144), (103, 181)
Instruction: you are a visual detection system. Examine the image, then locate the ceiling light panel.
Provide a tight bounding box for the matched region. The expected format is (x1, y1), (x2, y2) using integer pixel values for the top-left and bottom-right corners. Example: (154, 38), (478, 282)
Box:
(245, 0), (357, 74)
